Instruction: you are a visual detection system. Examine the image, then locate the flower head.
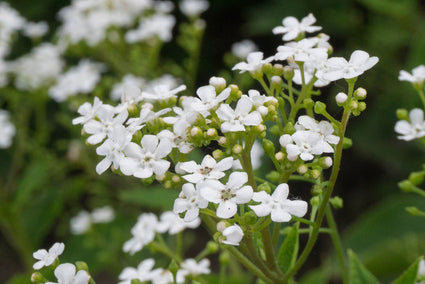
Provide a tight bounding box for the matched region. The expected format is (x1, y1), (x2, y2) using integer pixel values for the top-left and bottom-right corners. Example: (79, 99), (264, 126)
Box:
(399, 65), (425, 85)
(222, 224), (243, 246)
(33, 242), (65, 270)
(232, 52), (273, 74)
(46, 263), (90, 284)
(273, 13), (322, 41)
(395, 108), (425, 141)
(123, 213), (158, 255)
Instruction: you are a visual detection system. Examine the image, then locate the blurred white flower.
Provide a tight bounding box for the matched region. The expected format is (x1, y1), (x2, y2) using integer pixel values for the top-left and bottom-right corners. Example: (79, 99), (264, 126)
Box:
(179, 258), (210, 277)
(231, 40), (258, 60)
(126, 14), (175, 43)
(110, 74), (146, 101)
(123, 213), (158, 254)
(173, 183), (208, 222)
(399, 65), (425, 85)
(119, 258), (163, 284)
(232, 51), (273, 74)
(156, 211), (200, 234)
(91, 206), (115, 223)
(22, 21), (48, 38)
(70, 211), (92, 235)
(0, 110), (15, 149)
(46, 263), (90, 284)
(273, 13), (321, 41)
(33, 242), (65, 270)
(180, 0), (209, 17)
(395, 108), (425, 141)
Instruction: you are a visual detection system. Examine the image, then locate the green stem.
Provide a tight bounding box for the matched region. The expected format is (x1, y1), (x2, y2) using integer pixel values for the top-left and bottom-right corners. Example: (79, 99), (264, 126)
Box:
(417, 89), (425, 109)
(282, 79), (355, 282)
(261, 226), (284, 278)
(272, 222), (281, 247)
(241, 134), (257, 191)
(326, 206), (348, 284)
(245, 231), (275, 278)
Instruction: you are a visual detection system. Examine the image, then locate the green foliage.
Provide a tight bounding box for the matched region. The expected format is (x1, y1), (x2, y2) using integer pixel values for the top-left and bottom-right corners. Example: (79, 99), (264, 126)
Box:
(119, 186), (179, 210)
(348, 249), (380, 284)
(392, 256), (423, 284)
(277, 223), (299, 273)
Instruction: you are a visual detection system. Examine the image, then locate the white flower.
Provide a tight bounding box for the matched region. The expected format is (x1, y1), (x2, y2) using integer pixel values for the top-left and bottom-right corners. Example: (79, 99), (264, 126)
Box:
(232, 51), (273, 74)
(163, 96), (200, 136)
(222, 224), (243, 246)
(200, 172), (253, 219)
(91, 206), (114, 223)
(295, 116), (340, 145)
(49, 60), (104, 102)
(142, 84), (186, 102)
(191, 85), (231, 117)
(399, 65), (425, 85)
(216, 97), (262, 133)
(156, 211), (201, 234)
(177, 155), (233, 184)
(70, 211), (92, 235)
(395, 108), (425, 141)
(323, 50), (379, 81)
(72, 97), (105, 125)
(180, 0), (209, 17)
(273, 13), (322, 41)
(125, 14), (175, 43)
(119, 258), (163, 284)
(22, 21), (49, 38)
(111, 75), (146, 101)
(231, 40), (258, 59)
(180, 258), (210, 276)
(153, 270), (185, 284)
(123, 213), (158, 255)
(285, 130), (331, 161)
(120, 135), (172, 179)
(157, 129), (193, 154)
(242, 89), (277, 116)
(33, 242), (65, 270)
(46, 263), (90, 284)
(249, 183), (308, 222)
(275, 38), (327, 62)
(0, 110), (15, 149)
(173, 183), (209, 221)
(126, 106), (171, 135)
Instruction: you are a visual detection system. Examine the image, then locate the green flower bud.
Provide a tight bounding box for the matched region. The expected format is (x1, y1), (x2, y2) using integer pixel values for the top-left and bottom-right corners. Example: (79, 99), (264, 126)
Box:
(190, 126), (203, 138)
(304, 98), (314, 109)
(398, 180), (415, 193)
(406, 206), (425, 217)
(270, 124), (281, 136)
(169, 260), (179, 277)
(271, 76), (283, 88)
(257, 182), (272, 194)
(354, 87), (367, 100)
(284, 122), (296, 135)
(229, 84), (241, 100)
(75, 261), (89, 271)
(318, 157), (333, 169)
(275, 151), (285, 161)
(164, 180), (173, 189)
(206, 241), (219, 253)
(310, 196), (320, 206)
(311, 185), (322, 196)
(273, 64), (284, 76)
(349, 101), (358, 111)
(297, 165), (308, 174)
(266, 171), (280, 183)
(342, 137), (352, 149)
(213, 149), (224, 160)
(243, 211), (257, 226)
(358, 102), (366, 112)
(330, 196), (343, 209)
(31, 272), (45, 283)
(206, 128), (218, 138)
(396, 109), (409, 120)
(283, 66), (294, 80)
(232, 144), (243, 154)
(262, 63), (273, 76)
(219, 251), (230, 265)
(314, 101), (327, 114)
(262, 139), (275, 157)
(408, 171), (425, 185)
(311, 169), (320, 179)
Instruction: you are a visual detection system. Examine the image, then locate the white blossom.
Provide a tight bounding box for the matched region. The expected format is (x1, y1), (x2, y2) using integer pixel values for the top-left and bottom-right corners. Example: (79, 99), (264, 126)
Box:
(0, 2), (25, 58)
(177, 155), (233, 184)
(200, 172), (253, 219)
(295, 115), (340, 145)
(242, 89), (277, 116)
(70, 211), (92, 235)
(179, 258), (210, 277)
(119, 259), (163, 284)
(110, 75), (146, 101)
(216, 97), (262, 133)
(156, 211), (200, 234)
(191, 85), (231, 117)
(395, 108), (425, 141)
(180, 0), (209, 17)
(173, 183), (209, 221)
(285, 130), (332, 161)
(33, 243), (65, 270)
(46, 263), (90, 284)
(232, 52), (273, 74)
(0, 110), (15, 149)
(222, 224), (243, 246)
(275, 38), (327, 63)
(399, 65), (425, 85)
(157, 129), (193, 154)
(126, 14), (175, 43)
(123, 213), (158, 255)
(231, 40), (258, 59)
(249, 183), (308, 222)
(273, 13), (322, 41)
(72, 97), (105, 125)
(163, 97), (200, 136)
(22, 22), (49, 38)
(141, 84), (186, 102)
(91, 206), (115, 223)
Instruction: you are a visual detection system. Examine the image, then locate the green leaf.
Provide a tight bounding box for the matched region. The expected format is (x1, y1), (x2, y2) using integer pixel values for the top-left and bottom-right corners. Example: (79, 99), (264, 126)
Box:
(277, 223), (299, 273)
(348, 249), (380, 284)
(392, 256), (423, 284)
(119, 186), (178, 210)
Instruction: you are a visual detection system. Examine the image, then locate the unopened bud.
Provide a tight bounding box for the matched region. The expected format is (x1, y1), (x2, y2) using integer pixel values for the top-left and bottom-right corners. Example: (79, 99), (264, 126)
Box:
(229, 84), (241, 99)
(311, 169), (320, 179)
(409, 171), (425, 185)
(270, 125), (281, 136)
(263, 63), (273, 75)
(310, 196), (320, 206)
(254, 124), (266, 133)
(275, 152), (284, 161)
(209, 76), (226, 91)
(304, 98), (314, 109)
(358, 102), (366, 112)
(172, 175), (180, 183)
(297, 165), (308, 174)
(31, 272), (45, 283)
(218, 137), (227, 145)
(283, 122), (296, 135)
(343, 137), (352, 149)
(314, 101), (326, 114)
(219, 251), (230, 265)
(76, 261), (89, 271)
(207, 128), (217, 137)
(262, 139), (275, 157)
(406, 206), (425, 217)
(206, 241), (219, 253)
(257, 183), (271, 194)
(271, 75), (283, 86)
(335, 92), (348, 104)
(266, 171), (280, 183)
(399, 180), (415, 193)
(319, 157), (333, 168)
(190, 126), (202, 137)
(349, 101), (358, 110)
(311, 185), (322, 196)
(396, 109), (409, 120)
(354, 87), (367, 100)
(233, 144), (243, 154)
(273, 64), (284, 76)
(330, 196), (343, 209)
(243, 211), (257, 225)
(217, 221), (226, 233)
(169, 260), (179, 276)
(212, 149), (224, 160)
(283, 66), (294, 80)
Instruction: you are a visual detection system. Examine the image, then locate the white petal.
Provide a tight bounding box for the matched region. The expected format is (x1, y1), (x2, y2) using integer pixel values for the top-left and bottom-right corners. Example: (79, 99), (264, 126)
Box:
(141, 135), (159, 153)
(55, 263), (76, 284)
(216, 201), (237, 219)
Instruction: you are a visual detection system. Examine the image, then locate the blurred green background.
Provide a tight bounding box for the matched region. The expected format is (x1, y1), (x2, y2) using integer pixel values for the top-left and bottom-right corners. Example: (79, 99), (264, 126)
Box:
(1, 0), (425, 283)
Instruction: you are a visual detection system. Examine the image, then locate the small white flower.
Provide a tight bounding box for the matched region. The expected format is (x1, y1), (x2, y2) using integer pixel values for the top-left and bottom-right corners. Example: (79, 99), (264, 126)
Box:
(0, 110), (15, 149)
(91, 206), (114, 223)
(395, 108), (425, 141)
(177, 155), (233, 184)
(222, 224), (243, 246)
(141, 84), (186, 102)
(46, 263), (90, 284)
(191, 85), (231, 117)
(200, 172), (253, 219)
(119, 259), (163, 284)
(125, 14), (175, 43)
(232, 51), (273, 74)
(275, 38), (327, 62)
(273, 13), (322, 41)
(399, 65), (425, 85)
(323, 50), (379, 81)
(335, 92), (348, 104)
(295, 116), (340, 145)
(158, 129), (193, 154)
(242, 89), (277, 116)
(120, 135), (172, 179)
(180, 0), (209, 17)
(156, 211), (201, 234)
(163, 96), (200, 136)
(231, 40), (258, 59)
(70, 211), (92, 235)
(72, 97), (105, 125)
(22, 21), (49, 38)
(249, 183), (308, 222)
(286, 130), (331, 161)
(123, 213), (158, 255)
(173, 183), (209, 221)
(111, 75), (146, 101)
(180, 258), (210, 276)
(216, 97), (262, 133)
(33, 242), (65, 270)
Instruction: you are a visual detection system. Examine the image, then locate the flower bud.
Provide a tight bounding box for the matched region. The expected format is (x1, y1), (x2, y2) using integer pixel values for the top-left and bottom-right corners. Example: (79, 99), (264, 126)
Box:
(31, 272), (45, 283)
(275, 151), (284, 161)
(232, 144), (243, 154)
(319, 157), (333, 168)
(286, 56), (295, 66)
(229, 84), (241, 100)
(209, 76), (227, 92)
(343, 137), (352, 149)
(297, 165), (308, 174)
(349, 101), (358, 110)
(262, 63), (273, 76)
(273, 64), (284, 76)
(219, 251), (230, 265)
(254, 124), (266, 133)
(335, 92), (348, 104)
(314, 101), (326, 114)
(311, 169), (320, 179)
(398, 180), (415, 193)
(218, 137), (227, 145)
(408, 171), (425, 185)
(206, 241), (219, 253)
(354, 87), (367, 100)
(310, 196), (320, 206)
(266, 171), (280, 183)
(212, 149), (224, 160)
(406, 206), (425, 216)
(396, 108), (409, 120)
(304, 98), (315, 109)
(207, 128), (218, 138)
(164, 180), (173, 189)
(271, 75), (283, 87)
(172, 175), (181, 183)
(283, 122), (296, 135)
(217, 221), (226, 233)
(76, 261), (89, 271)
(243, 211), (257, 226)
(311, 185), (322, 196)
(257, 183), (271, 194)
(270, 124), (281, 136)
(358, 102), (366, 112)
(283, 66), (294, 80)
(169, 260), (179, 276)
(330, 196), (343, 209)
(262, 139), (275, 157)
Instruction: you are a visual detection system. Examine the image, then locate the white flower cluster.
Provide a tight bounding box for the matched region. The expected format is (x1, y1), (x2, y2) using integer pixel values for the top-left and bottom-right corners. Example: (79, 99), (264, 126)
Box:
(395, 108), (425, 141)
(32, 243), (91, 284)
(57, 0), (179, 46)
(70, 206), (115, 235)
(233, 13), (378, 87)
(119, 257), (210, 284)
(123, 211), (200, 255)
(280, 116), (339, 161)
(0, 109), (15, 149)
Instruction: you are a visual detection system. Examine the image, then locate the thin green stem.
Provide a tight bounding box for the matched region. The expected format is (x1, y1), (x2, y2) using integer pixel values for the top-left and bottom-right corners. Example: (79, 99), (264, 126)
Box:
(241, 134), (257, 191)
(245, 231), (275, 278)
(261, 226), (284, 278)
(272, 222), (281, 247)
(326, 206), (348, 284)
(417, 89), (425, 109)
